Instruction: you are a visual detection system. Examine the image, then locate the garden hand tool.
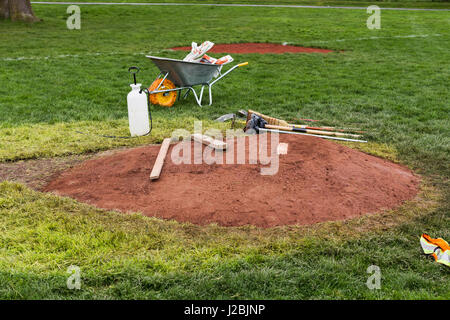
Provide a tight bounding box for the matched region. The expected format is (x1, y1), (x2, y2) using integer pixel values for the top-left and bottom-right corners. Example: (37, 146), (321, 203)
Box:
(247, 110), (362, 138)
(215, 113), (236, 122)
(245, 114), (367, 143)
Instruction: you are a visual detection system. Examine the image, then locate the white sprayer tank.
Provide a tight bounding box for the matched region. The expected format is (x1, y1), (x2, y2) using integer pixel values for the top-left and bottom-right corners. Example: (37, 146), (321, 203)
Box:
(127, 83), (150, 137)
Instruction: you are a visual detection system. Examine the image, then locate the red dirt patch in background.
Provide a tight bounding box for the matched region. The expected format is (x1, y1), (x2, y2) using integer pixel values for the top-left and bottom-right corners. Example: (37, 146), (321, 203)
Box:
(44, 134), (419, 228)
(171, 43), (333, 54)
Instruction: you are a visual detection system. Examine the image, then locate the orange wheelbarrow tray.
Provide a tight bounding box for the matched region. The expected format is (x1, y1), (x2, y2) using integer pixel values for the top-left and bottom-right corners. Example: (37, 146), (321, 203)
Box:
(146, 55), (248, 107)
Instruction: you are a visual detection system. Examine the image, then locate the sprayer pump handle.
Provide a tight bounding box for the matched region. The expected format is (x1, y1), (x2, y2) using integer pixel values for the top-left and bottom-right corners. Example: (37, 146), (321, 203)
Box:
(128, 66), (140, 85)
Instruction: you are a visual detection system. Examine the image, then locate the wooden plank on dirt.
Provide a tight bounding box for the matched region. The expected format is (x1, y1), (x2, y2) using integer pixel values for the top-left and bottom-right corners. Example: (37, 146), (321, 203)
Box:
(150, 138), (171, 181)
(191, 133), (227, 150)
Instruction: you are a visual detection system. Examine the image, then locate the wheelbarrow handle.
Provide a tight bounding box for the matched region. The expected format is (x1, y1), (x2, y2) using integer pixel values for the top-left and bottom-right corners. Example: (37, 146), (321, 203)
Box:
(210, 62), (248, 86)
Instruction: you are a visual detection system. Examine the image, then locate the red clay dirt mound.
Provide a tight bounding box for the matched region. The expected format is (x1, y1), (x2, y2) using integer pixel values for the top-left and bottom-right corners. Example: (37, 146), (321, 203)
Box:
(171, 43), (333, 54)
(44, 134), (419, 228)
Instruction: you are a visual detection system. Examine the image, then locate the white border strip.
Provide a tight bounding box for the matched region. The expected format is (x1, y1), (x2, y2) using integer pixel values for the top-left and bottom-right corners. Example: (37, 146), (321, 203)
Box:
(31, 2), (450, 11)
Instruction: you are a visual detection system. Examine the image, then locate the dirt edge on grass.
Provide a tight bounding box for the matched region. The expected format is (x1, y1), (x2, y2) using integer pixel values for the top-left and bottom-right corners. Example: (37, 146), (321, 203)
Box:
(1, 138), (437, 239)
(42, 134), (419, 228)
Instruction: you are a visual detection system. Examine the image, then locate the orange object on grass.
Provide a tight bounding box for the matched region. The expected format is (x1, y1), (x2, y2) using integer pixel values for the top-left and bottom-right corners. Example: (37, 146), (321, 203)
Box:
(149, 79), (177, 107)
(420, 233), (450, 267)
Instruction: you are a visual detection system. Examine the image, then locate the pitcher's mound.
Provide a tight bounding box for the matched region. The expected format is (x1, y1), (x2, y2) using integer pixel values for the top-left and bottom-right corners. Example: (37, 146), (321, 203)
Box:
(171, 43), (333, 54)
(44, 134), (419, 228)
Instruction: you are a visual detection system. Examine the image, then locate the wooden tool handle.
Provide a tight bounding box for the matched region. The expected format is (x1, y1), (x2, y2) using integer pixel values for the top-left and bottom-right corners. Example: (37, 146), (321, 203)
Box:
(248, 110), (290, 127)
(265, 125), (361, 138)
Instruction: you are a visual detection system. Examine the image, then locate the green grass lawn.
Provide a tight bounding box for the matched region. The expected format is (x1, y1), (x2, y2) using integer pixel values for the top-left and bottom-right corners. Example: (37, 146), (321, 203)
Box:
(0, 3), (449, 299)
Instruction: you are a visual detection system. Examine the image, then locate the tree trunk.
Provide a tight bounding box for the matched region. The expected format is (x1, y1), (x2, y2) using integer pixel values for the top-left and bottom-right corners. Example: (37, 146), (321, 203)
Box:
(0, 0), (10, 20)
(0, 0), (39, 22)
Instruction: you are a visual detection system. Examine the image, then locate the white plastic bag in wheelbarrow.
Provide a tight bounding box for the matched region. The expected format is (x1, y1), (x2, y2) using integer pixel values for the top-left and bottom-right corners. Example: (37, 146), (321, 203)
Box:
(183, 41), (234, 65)
(199, 54), (234, 77)
(183, 41), (234, 78)
(200, 54), (234, 65)
(183, 41), (214, 62)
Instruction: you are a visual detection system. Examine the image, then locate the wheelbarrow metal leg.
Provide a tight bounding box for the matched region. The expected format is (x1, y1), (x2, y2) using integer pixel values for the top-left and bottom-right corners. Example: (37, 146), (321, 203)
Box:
(208, 85), (213, 106)
(189, 87), (203, 107)
(199, 85), (205, 104)
(155, 72), (169, 91)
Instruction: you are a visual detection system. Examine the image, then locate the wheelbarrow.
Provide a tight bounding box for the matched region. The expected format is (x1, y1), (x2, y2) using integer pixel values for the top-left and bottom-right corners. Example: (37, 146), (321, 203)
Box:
(145, 55), (248, 107)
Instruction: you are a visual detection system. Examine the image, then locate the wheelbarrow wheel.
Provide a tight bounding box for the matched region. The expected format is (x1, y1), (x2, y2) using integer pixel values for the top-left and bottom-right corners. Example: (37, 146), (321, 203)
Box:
(148, 79), (177, 107)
